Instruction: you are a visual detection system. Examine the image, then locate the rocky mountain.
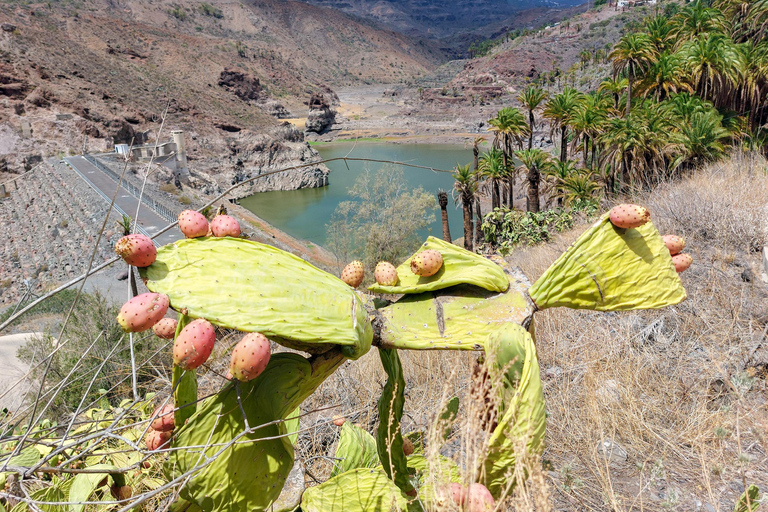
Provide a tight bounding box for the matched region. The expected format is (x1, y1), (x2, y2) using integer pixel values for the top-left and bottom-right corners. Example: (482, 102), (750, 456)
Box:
(295, 0), (587, 41)
(0, 0), (444, 170)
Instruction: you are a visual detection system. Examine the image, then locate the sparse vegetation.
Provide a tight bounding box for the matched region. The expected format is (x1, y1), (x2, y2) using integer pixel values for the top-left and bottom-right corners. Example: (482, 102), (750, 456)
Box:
(198, 2), (223, 18)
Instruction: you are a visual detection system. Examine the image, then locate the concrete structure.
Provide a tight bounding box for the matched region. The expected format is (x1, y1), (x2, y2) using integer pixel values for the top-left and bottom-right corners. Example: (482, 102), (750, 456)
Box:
(129, 140), (177, 162)
(171, 130), (190, 181)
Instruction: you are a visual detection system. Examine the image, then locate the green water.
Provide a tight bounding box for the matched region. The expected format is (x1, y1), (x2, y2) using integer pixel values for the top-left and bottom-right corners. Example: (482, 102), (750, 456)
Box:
(239, 142), (472, 246)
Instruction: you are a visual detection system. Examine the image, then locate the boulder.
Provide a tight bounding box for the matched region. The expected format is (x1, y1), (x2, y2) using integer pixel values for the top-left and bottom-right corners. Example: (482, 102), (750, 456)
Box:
(218, 69), (263, 102)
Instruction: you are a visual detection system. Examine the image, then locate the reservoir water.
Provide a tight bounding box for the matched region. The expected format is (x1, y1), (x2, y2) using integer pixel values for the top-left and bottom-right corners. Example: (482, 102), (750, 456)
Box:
(239, 142), (473, 246)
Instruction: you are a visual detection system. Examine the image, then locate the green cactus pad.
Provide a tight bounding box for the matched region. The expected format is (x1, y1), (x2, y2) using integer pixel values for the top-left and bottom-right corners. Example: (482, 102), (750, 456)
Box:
(376, 348), (414, 494)
(367, 237), (509, 295)
(166, 350), (344, 512)
(377, 267), (534, 351)
(300, 468), (410, 512)
(141, 237), (372, 359)
(331, 423), (380, 477)
(481, 324), (546, 498)
(529, 214), (687, 311)
(406, 453), (462, 501)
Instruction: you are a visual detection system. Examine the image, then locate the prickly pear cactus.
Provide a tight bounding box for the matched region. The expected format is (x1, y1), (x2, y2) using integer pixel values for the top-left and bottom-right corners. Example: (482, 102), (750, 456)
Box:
(166, 350), (344, 512)
(300, 468), (410, 512)
(376, 266), (535, 351)
(376, 348), (414, 495)
(529, 213), (686, 311)
(480, 323), (545, 498)
(172, 313), (197, 427)
(368, 237), (509, 295)
(140, 237), (372, 359)
(331, 423), (380, 477)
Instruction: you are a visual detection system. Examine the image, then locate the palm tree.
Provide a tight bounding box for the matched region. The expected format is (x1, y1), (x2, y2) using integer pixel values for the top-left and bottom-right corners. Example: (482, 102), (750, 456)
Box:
(543, 87), (583, 162)
(598, 77), (628, 110)
(671, 0), (727, 42)
(599, 115), (646, 193)
(478, 149), (508, 210)
(543, 159), (578, 207)
(569, 94), (608, 169)
(556, 170), (602, 206)
(610, 33), (656, 116)
(515, 148), (553, 213)
(679, 32), (742, 104)
(488, 107), (529, 207)
(471, 137), (486, 246)
(678, 109), (730, 168)
(517, 86), (548, 150)
(637, 52), (692, 101)
(645, 15), (675, 53)
(452, 164), (477, 251)
(437, 191), (451, 242)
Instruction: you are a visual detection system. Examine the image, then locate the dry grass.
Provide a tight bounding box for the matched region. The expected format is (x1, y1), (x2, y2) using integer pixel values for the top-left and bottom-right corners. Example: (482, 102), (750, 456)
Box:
(301, 153), (768, 511)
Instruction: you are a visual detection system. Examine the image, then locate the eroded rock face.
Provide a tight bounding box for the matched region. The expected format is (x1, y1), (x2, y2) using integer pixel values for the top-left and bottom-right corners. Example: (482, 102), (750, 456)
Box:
(305, 88), (338, 134)
(218, 69), (263, 102)
(216, 126), (328, 196)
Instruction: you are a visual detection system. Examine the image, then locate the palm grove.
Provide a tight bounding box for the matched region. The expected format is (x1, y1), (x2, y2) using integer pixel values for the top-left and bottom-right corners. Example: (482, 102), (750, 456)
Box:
(451, 0), (768, 252)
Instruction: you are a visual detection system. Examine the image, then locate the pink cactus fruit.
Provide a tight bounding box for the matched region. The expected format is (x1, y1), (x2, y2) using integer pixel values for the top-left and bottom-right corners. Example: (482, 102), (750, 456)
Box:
(671, 253), (693, 273)
(145, 429), (172, 452)
(608, 204), (651, 229)
(466, 483), (496, 512)
(374, 261), (399, 286)
(114, 234), (156, 267)
(340, 260), (365, 288)
(229, 332), (271, 382)
(445, 483), (466, 505)
(152, 318), (178, 339)
(410, 249), (443, 277)
(116, 293), (169, 333)
(150, 404), (175, 432)
(178, 210), (209, 238)
(332, 415), (346, 427)
(662, 234), (686, 256)
(172, 319), (216, 370)
(210, 214), (241, 237)
(402, 437), (415, 456)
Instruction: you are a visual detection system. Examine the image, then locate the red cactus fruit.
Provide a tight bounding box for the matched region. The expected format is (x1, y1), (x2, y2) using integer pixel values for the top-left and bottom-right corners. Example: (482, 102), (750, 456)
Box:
(671, 253), (692, 272)
(114, 234), (156, 267)
(145, 429), (172, 451)
(340, 261), (365, 288)
(150, 404), (175, 432)
(466, 483), (495, 511)
(608, 204), (651, 229)
(116, 293), (169, 333)
(374, 261), (399, 286)
(178, 210), (209, 238)
(229, 333), (271, 382)
(152, 318), (178, 339)
(332, 415), (346, 427)
(662, 234), (685, 256)
(210, 214), (241, 237)
(410, 249), (443, 277)
(403, 438), (415, 456)
(173, 319), (216, 370)
(445, 483), (465, 505)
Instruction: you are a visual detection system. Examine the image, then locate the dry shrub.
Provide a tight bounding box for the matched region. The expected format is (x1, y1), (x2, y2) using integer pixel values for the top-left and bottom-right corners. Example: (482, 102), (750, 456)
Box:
(300, 154), (768, 511)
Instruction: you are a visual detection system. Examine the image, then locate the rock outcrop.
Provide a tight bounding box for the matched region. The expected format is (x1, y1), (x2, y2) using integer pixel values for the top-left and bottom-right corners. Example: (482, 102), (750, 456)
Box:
(218, 69), (263, 102)
(305, 89), (338, 134)
(215, 123), (329, 197)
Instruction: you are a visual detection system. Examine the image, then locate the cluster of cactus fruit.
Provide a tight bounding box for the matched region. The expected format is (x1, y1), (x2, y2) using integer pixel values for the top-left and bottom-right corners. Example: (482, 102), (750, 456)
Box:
(108, 203), (689, 511)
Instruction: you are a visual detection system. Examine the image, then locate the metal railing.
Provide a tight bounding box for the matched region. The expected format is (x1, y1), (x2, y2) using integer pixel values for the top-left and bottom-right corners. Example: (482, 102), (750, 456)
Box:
(60, 159), (155, 243)
(82, 155), (177, 223)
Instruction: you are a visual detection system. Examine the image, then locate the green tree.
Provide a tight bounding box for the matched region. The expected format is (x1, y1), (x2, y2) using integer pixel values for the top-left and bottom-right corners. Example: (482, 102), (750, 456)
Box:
(515, 148), (554, 213)
(326, 167), (436, 273)
(452, 164), (478, 251)
(543, 87), (584, 162)
(488, 107), (530, 207)
(543, 159), (578, 206)
(517, 86), (548, 150)
(610, 33), (656, 115)
(478, 149), (509, 210)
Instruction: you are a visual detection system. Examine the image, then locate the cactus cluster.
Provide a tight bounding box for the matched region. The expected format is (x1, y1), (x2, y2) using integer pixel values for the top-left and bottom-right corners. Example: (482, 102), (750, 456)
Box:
(111, 202), (687, 512)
